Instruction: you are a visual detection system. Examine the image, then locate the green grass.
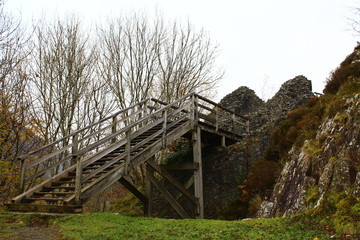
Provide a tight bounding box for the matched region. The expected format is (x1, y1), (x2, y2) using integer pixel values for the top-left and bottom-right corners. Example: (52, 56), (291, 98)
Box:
(54, 213), (330, 240)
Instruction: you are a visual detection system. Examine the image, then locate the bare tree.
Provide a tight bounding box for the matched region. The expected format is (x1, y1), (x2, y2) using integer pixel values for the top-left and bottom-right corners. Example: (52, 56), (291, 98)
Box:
(156, 21), (223, 103)
(0, 0), (37, 201)
(349, 5), (360, 36)
(31, 15), (99, 145)
(97, 13), (159, 110)
(98, 13), (223, 108)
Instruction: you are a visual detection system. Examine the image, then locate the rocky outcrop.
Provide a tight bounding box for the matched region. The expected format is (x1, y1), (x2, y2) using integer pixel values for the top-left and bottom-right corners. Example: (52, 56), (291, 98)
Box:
(201, 75), (314, 218)
(262, 94), (360, 217)
(265, 75), (313, 125)
(219, 87), (265, 116)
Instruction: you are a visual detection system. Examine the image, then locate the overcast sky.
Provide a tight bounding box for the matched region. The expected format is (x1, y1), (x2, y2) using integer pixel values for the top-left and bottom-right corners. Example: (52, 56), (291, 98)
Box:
(6, 0), (359, 101)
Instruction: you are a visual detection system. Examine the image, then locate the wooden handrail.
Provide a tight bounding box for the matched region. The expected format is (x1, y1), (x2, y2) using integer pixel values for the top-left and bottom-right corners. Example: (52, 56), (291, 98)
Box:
(18, 92), (250, 195)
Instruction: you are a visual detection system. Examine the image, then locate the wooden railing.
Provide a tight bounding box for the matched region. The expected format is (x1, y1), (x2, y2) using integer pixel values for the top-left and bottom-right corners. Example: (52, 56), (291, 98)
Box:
(17, 93), (249, 199)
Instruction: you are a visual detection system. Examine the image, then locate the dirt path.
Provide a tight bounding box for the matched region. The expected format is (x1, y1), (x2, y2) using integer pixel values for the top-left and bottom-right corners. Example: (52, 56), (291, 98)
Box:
(13, 226), (63, 240)
(0, 212), (69, 240)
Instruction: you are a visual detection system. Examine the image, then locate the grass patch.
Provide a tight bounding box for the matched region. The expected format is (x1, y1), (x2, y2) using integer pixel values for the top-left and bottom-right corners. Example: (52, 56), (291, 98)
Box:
(55, 213), (330, 240)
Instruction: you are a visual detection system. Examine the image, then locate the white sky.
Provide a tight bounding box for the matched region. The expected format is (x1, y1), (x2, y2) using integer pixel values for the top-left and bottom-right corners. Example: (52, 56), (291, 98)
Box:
(6, 0), (359, 101)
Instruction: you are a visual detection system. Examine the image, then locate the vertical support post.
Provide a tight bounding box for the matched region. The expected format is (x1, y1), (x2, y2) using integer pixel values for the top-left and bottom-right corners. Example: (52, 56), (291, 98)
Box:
(215, 106), (219, 132)
(143, 100), (148, 119)
(125, 129), (131, 175)
(145, 162), (153, 217)
(19, 157), (26, 194)
(73, 133), (82, 205)
(246, 119), (250, 133)
(221, 136), (226, 147)
(162, 109), (167, 148)
(192, 126), (204, 219)
(232, 113), (236, 134)
(190, 94), (195, 127)
(194, 95), (199, 123)
(112, 115), (117, 143)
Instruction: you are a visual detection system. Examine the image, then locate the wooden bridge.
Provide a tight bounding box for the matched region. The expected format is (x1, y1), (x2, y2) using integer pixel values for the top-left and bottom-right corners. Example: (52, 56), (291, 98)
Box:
(5, 93), (248, 218)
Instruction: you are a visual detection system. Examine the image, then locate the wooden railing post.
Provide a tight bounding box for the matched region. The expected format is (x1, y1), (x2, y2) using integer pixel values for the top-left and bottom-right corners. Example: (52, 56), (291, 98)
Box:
(215, 106), (219, 132)
(112, 115), (117, 143)
(125, 129), (131, 175)
(19, 157), (27, 194)
(192, 126), (204, 219)
(190, 94), (195, 127)
(143, 100), (148, 119)
(73, 133), (82, 205)
(162, 109), (167, 148)
(194, 95), (199, 123)
(232, 113), (236, 134)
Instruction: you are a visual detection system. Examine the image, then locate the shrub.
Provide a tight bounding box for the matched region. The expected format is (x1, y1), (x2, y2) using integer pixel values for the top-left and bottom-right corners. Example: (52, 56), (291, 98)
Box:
(324, 49), (360, 94)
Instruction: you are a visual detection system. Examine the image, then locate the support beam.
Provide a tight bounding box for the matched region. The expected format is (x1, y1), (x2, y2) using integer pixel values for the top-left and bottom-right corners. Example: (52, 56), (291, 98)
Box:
(193, 126), (204, 219)
(145, 163), (153, 217)
(118, 176), (147, 204)
(221, 136), (226, 147)
(147, 159), (198, 204)
(158, 175), (194, 218)
(147, 170), (190, 219)
(160, 162), (199, 170)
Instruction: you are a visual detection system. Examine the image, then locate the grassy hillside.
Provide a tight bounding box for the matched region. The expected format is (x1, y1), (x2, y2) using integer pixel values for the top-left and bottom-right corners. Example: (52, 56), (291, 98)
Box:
(0, 213), (334, 239)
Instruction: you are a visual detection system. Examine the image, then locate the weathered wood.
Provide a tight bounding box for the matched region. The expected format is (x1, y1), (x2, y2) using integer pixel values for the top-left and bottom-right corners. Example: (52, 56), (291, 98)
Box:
(162, 109), (167, 148)
(112, 116), (117, 143)
(19, 157), (26, 194)
(145, 163), (153, 217)
(4, 203), (82, 213)
(73, 134), (82, 205)
(147, 170), (190, 219)
(158, 175), (194, 217)
(221, 136), (226, 147)
(193, 126), (204, 219)
(147, 159), (198, 204)
(10, 92), (248, 216)
(160, 162), (199, 170)
(125, 130), (131, 175)
(118, 176), (147, 204)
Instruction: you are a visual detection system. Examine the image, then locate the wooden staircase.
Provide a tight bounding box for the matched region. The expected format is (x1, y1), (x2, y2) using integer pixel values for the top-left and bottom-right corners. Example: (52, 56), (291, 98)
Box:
(5, 93), (248, 215)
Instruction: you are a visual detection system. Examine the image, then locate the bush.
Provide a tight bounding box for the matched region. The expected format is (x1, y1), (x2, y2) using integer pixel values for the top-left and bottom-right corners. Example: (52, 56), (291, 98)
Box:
(324, 49), (360, 94)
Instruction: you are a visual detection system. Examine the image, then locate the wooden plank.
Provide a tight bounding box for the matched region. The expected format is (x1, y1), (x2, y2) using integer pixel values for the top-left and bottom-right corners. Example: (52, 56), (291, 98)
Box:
(12, 165), (77, 203)
(193, 126), (204, 219)
(147, 159), (198, 204)
(147, 171), (190, 219)
(158, 175), (194, 217)
(4, 203), (82, 213)
(118, 177), (147, 204)
(160, 163), (199, 170)
(145, 163), (153, 217)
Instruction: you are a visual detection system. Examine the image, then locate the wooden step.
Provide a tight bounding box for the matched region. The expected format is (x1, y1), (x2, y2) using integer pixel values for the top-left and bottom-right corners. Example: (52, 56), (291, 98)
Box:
(4, 203), (82, 213)
(25, 197), (65, 202)
(43, 186), (75, 190)
(33, 191), (74, 196)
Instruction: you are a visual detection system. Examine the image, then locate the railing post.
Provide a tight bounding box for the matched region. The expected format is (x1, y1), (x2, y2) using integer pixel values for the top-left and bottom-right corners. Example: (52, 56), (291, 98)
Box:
(112, 115), (117, 143)
(190, 94), (195, 127)
(73, 133), (82, 205)
(162, 109), (167, 148)
(19, 157), (27, 194)
(215, 106), (219, 132)
(125, 129), (131, 175)
(246, 119), (250, 133)
(192, 126), (204, 219)
(232, 113), (236, 134)
(143, 100), (148, 118)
